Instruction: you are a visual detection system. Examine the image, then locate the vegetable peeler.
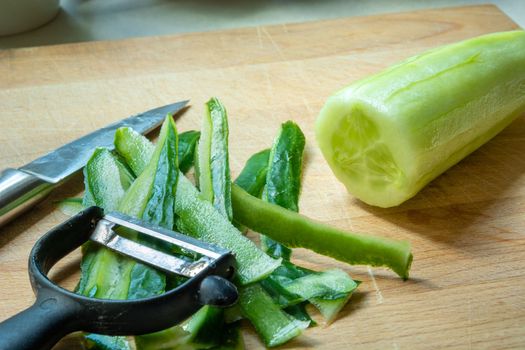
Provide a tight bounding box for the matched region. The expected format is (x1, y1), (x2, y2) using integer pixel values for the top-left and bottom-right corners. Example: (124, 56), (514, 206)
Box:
(0, 206), (238, 350)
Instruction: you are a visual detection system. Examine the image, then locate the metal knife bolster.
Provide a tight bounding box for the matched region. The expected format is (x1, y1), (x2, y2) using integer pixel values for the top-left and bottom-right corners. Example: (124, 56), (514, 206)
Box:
(0, 169), (53, 226)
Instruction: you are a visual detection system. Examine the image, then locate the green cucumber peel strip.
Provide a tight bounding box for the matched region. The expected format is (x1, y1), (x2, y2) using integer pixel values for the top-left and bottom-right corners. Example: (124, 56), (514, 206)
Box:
(78, 116), (181, 349)
(310, 294), (353, 324)
(114, 127), (155, 178)
(237, 145), (356, 323)
(133, 326), (191, 350)
(176, 175), (280, 284)
(81, 115), (181, 299)
(183, 306), (225, 348)
(208, 321), (245, 350)
(135, 305), (229, 350)
(180, 306), (244, 349)
(186, 119), (240, 350)
(261, 262), (357, 323)
(114, 124), (280, 285)
(234, 149), (271, 197)
(136, 316), (245, 350)
(82, 148), (135, 212)
(232, 184), (413, 279)
(178, 130), (201, 174)
(233, 148), (270, 233)
(239, 284), (308, 347)
(261, 121), (305, 260)
(281, 268), (358, 301)
(78, 148), (137, 300)
(262, 121), (305, 213)
(283, 303), (316, 327)
(119, 115), (179, 229)
(198, 97), (233, 220)
(260, 276), (304, 308)
(316, 30), (525, 207)
(115, 127), (200, 176)
(277, 264), (361, 322)
(228, 149), (308, 345)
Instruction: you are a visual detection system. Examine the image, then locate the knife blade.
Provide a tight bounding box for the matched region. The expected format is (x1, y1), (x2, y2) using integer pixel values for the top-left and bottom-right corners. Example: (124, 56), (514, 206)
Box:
(0, 100), (189, 227)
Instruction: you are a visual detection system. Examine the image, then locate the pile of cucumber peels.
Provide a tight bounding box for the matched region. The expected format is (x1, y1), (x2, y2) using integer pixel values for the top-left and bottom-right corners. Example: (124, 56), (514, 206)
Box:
(60, 98), (412, 349)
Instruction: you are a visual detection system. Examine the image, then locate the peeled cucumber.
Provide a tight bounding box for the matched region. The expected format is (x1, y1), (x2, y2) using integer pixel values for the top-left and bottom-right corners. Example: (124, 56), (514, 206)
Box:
(316, 30), (525, 207)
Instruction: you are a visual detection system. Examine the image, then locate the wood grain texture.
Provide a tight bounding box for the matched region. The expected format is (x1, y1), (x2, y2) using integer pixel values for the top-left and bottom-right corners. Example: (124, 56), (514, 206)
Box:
(0, 4), (524, 349)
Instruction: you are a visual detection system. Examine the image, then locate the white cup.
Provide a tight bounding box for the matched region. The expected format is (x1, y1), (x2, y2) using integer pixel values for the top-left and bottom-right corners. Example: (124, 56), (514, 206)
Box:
(0, 0), (60, 36)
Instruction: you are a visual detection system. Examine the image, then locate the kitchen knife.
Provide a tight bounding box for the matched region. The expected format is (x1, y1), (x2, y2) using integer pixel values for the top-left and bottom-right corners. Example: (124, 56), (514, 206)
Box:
(0, 100), (189, 227)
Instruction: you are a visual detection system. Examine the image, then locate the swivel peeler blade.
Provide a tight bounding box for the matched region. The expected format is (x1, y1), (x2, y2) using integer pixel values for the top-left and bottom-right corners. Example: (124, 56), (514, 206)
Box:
(90, 211), (230, 278)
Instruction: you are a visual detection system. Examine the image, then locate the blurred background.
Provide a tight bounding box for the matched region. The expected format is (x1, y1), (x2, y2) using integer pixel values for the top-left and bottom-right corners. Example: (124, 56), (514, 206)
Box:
(0, 0), (524, 49)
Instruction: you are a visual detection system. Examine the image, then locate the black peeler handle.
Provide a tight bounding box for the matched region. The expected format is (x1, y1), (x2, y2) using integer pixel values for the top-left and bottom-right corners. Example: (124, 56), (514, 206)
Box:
(0, 292), (83, 350)
(0, 207), (238, 349)
(0, 207), (101, 350)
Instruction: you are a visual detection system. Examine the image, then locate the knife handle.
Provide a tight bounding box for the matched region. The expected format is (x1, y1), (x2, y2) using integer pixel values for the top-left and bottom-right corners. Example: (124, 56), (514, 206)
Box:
(0, 168), (53, 227)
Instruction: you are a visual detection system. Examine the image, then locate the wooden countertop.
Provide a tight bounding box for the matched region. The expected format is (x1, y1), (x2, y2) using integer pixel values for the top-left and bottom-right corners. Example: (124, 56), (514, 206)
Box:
(0, 5), (523, 349)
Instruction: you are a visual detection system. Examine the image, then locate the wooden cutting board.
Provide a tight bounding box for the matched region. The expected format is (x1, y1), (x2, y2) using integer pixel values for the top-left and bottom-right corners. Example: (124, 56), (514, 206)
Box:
(1, 4), (523, 349)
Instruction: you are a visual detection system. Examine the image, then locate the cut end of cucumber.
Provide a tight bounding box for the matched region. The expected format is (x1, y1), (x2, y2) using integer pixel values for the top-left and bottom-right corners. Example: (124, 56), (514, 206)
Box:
(331, 107), (403, 188)
(317, 101), (409, 207)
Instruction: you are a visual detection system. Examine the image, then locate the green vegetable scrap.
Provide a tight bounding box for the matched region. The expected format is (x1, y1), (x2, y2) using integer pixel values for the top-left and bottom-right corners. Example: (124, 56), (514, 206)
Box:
(178, 130), (201, 174)
(235, 122), (357, 333)
(133, 326), (191, 350)
(261, 121), (305, 261)
(176, 175), (281, 285)
(196, 98), (304, 348)
(234, 149), (270, 198)
(263, 121), (305, 213)
(283, 303), (316, 326)
(80, 116), (181, 299)
(232, 184), (412, 279)
(114, 127), (154, 177)
(115, 127), (200, 176)
(82, 148), (134, 212)
(239, 284), (308, 347)
(63, 90), (415, 349)
(259, 262), (358, 324)
(198, 97), (233, 220)
(79, 116), (181, 349)
(316, 30), (525, 207)
(189, 98), (243, 350)
(281, 268), (358, 301)
(114, 120), (280, 286)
